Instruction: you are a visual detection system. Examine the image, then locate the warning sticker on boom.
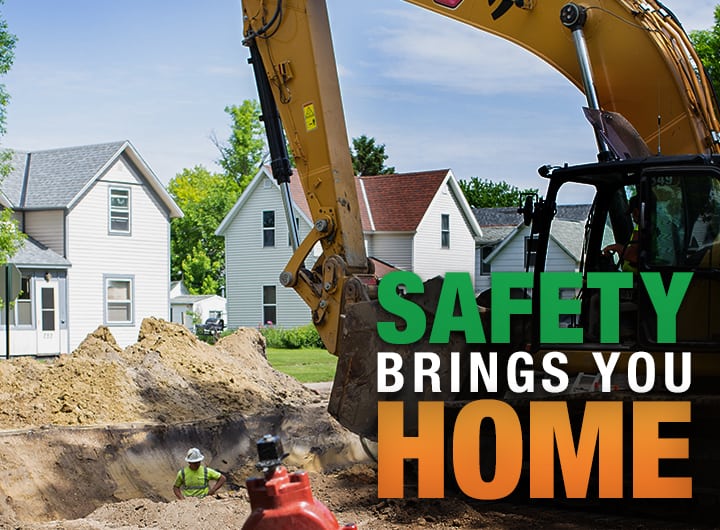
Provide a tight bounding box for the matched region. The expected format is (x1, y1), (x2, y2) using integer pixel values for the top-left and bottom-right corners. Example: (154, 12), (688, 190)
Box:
(304, 103), (317, 131)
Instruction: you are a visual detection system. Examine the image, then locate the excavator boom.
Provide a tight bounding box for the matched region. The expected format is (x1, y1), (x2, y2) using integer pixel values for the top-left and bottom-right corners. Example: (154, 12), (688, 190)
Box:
(241, 0), (720, 439)
(243, 0), (373, 354)
(404, 0), (720, 156)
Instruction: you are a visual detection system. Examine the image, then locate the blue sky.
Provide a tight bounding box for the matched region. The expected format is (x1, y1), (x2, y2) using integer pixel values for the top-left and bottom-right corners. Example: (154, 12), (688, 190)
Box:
(1, 1), (717, 204)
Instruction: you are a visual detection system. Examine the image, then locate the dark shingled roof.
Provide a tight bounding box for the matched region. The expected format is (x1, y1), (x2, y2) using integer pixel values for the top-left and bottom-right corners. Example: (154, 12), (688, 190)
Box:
(3, 141), (126, 209)
(556, 204), (592, 222)
(8, 236), (70, 268)
(472, 206), (522, 227)
(472, 204), (591, 228)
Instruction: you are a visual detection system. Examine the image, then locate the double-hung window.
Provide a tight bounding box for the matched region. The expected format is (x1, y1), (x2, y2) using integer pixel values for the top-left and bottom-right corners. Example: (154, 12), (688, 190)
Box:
(109, 187), (131, 234)
(441, 214), (450, 248)
(106, 277), (133, 325)
(263, 211), (275, 247)
(1, 277), (32, 326)
(263, 285), (277, 325)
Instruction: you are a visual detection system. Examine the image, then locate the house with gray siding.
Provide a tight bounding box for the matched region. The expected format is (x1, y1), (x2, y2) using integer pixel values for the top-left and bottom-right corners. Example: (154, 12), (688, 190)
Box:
(476, 204), (591, 294)
(217, 167), (481, 330)
(1, 141), (182, 355)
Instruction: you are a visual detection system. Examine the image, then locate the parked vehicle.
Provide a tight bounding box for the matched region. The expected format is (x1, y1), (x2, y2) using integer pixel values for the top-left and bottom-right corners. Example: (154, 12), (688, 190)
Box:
(196, 317), (225, 336)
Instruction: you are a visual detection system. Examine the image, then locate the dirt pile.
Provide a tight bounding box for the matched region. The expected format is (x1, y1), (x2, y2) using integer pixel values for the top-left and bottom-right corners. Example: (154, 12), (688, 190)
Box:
(0, 318), (316, 429)
(0, 319), (696, 529)
(0, 319), (369, 527)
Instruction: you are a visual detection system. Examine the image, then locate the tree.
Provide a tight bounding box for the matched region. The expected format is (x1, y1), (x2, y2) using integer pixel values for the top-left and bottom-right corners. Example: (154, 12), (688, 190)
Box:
(350, 135), (395, 176)
(212, 100), (265, 189)
(0, 2), (25, 265)
(168, 166), (241, 294)
(690, 6), (720, 96)
(459, 176), (538, 208)
(171, 99), (267, 294)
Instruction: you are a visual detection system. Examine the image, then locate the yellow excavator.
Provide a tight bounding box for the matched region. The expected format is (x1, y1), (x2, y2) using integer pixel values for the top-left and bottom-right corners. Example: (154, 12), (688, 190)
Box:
(240, 0), (720, 498)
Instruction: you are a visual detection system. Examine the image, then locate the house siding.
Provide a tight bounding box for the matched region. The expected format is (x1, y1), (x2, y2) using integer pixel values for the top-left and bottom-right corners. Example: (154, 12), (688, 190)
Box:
(490, 225), (578, 273)
(367, 233), (413, 270)
(24, 210), (64, 254)
(65, 157), (171, 349)
(413, 181), (475, 281)
(224, 175), (313, 329)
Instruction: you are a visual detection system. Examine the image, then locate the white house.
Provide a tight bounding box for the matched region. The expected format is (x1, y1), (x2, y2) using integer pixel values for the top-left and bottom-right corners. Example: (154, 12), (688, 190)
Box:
(479, 205), (591, 296)
(471, 207), (522, 294)
(1, 141), (182, 355)
(360, 169), (481, 281)
(169, 281), (226, 329)
(216, 167), (481, 329)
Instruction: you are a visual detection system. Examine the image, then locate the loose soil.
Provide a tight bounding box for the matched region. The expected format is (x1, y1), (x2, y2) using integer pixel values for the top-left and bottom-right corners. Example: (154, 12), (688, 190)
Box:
(0, 319), (710, 529)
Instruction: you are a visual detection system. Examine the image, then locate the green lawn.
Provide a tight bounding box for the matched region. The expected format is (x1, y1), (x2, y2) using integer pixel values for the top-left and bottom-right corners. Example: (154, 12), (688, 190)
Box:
(266, 347), (337, 383)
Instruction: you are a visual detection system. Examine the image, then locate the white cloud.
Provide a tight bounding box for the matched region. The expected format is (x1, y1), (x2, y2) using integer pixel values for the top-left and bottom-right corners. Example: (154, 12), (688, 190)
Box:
(368, 8), (567, 95)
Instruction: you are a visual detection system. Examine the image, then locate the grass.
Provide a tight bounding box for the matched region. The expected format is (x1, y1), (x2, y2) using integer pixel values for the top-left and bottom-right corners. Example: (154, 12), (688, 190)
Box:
(266, 347), (337, 383)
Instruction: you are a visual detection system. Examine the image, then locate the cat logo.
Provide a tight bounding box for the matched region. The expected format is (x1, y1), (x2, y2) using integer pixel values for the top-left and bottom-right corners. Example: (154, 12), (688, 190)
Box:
(433, 0), (519, 20)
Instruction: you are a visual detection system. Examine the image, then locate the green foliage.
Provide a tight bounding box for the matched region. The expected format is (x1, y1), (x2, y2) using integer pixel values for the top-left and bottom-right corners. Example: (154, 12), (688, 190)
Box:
(350, 135), (395, 176)
(181, 245), (220, 295)
(690, 6), (720, 96)
(0, 1), (16, 139)
(0, 209), (25, 264)
(168, 166), (241, 294)
(260, 323), (324, 349)
(214, 100), (265, 188)
(170, 99), (267, 293)
(0, 4), (24, 264)
(458, 176), (538, 208)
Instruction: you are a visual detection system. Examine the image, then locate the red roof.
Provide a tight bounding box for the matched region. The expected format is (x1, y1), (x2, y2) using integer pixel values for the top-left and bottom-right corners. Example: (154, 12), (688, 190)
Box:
(288, 169), (450, 233)
(360, 170), (448, 231)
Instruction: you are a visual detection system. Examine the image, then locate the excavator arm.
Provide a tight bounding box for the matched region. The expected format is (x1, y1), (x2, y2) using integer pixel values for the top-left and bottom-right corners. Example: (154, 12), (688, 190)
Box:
(404, 0), (720, 156)
(243, 0), (373, 354)
(241, 0), (720, 437)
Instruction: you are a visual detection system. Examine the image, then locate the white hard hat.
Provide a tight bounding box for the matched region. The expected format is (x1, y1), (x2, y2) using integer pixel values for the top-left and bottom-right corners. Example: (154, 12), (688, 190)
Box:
(185, 447), (204, 463)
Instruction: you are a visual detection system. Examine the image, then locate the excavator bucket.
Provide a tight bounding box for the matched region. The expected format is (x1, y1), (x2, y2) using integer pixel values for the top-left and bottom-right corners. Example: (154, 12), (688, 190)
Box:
(327, 277), (487, 441)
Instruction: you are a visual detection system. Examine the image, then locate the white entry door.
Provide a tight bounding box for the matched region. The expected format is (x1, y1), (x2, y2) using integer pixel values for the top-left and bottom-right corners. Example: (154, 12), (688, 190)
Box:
(36, 280), (60, 355)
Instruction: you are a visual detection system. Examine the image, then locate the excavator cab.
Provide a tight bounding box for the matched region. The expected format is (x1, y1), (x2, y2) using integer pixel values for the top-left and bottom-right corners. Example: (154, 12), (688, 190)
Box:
(532, 155), (720, 382)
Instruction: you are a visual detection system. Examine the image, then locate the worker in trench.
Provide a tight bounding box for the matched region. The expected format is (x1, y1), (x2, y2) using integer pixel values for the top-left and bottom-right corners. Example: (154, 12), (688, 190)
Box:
(173, 447), (227, 499)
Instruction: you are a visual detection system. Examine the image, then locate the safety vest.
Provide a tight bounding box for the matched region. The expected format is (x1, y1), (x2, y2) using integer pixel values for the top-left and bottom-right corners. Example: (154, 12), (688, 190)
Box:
(622, 227), (639, 273)
(180, 466), (209, 497)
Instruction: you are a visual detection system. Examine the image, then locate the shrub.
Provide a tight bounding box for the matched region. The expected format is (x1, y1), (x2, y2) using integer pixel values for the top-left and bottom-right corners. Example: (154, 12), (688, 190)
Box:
(260, 323), (323, 349)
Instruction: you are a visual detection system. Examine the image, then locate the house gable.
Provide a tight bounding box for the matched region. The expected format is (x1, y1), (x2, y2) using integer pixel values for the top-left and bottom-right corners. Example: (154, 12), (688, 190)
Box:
(484, 221), (584, 271)
(412, 171), (481, 279)
(0, 141), (181, 355)
(4, 141), (181, 219)
(217, 167), (314, 237)
(219, 167), (484, 327)
(218, 168), (317, 329)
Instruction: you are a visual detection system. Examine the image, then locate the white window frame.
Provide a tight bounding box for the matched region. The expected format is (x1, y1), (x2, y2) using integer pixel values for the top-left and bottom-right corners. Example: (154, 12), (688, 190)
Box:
(1, 276), (33, 327)
(104, 275), (134, 325)
(109, 187), (131, 235)
(441, 214), (450, 248)
(263, 210), (275, 247)
(262, 285), (277, 325)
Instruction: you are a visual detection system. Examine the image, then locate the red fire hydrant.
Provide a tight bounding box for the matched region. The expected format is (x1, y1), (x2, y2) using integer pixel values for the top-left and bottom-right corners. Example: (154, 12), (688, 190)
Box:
(242, 435), (357, 530)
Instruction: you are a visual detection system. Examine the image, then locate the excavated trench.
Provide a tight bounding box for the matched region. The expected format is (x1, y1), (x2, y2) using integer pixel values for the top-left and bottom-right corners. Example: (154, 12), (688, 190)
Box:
(0, 320), (368, 527)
